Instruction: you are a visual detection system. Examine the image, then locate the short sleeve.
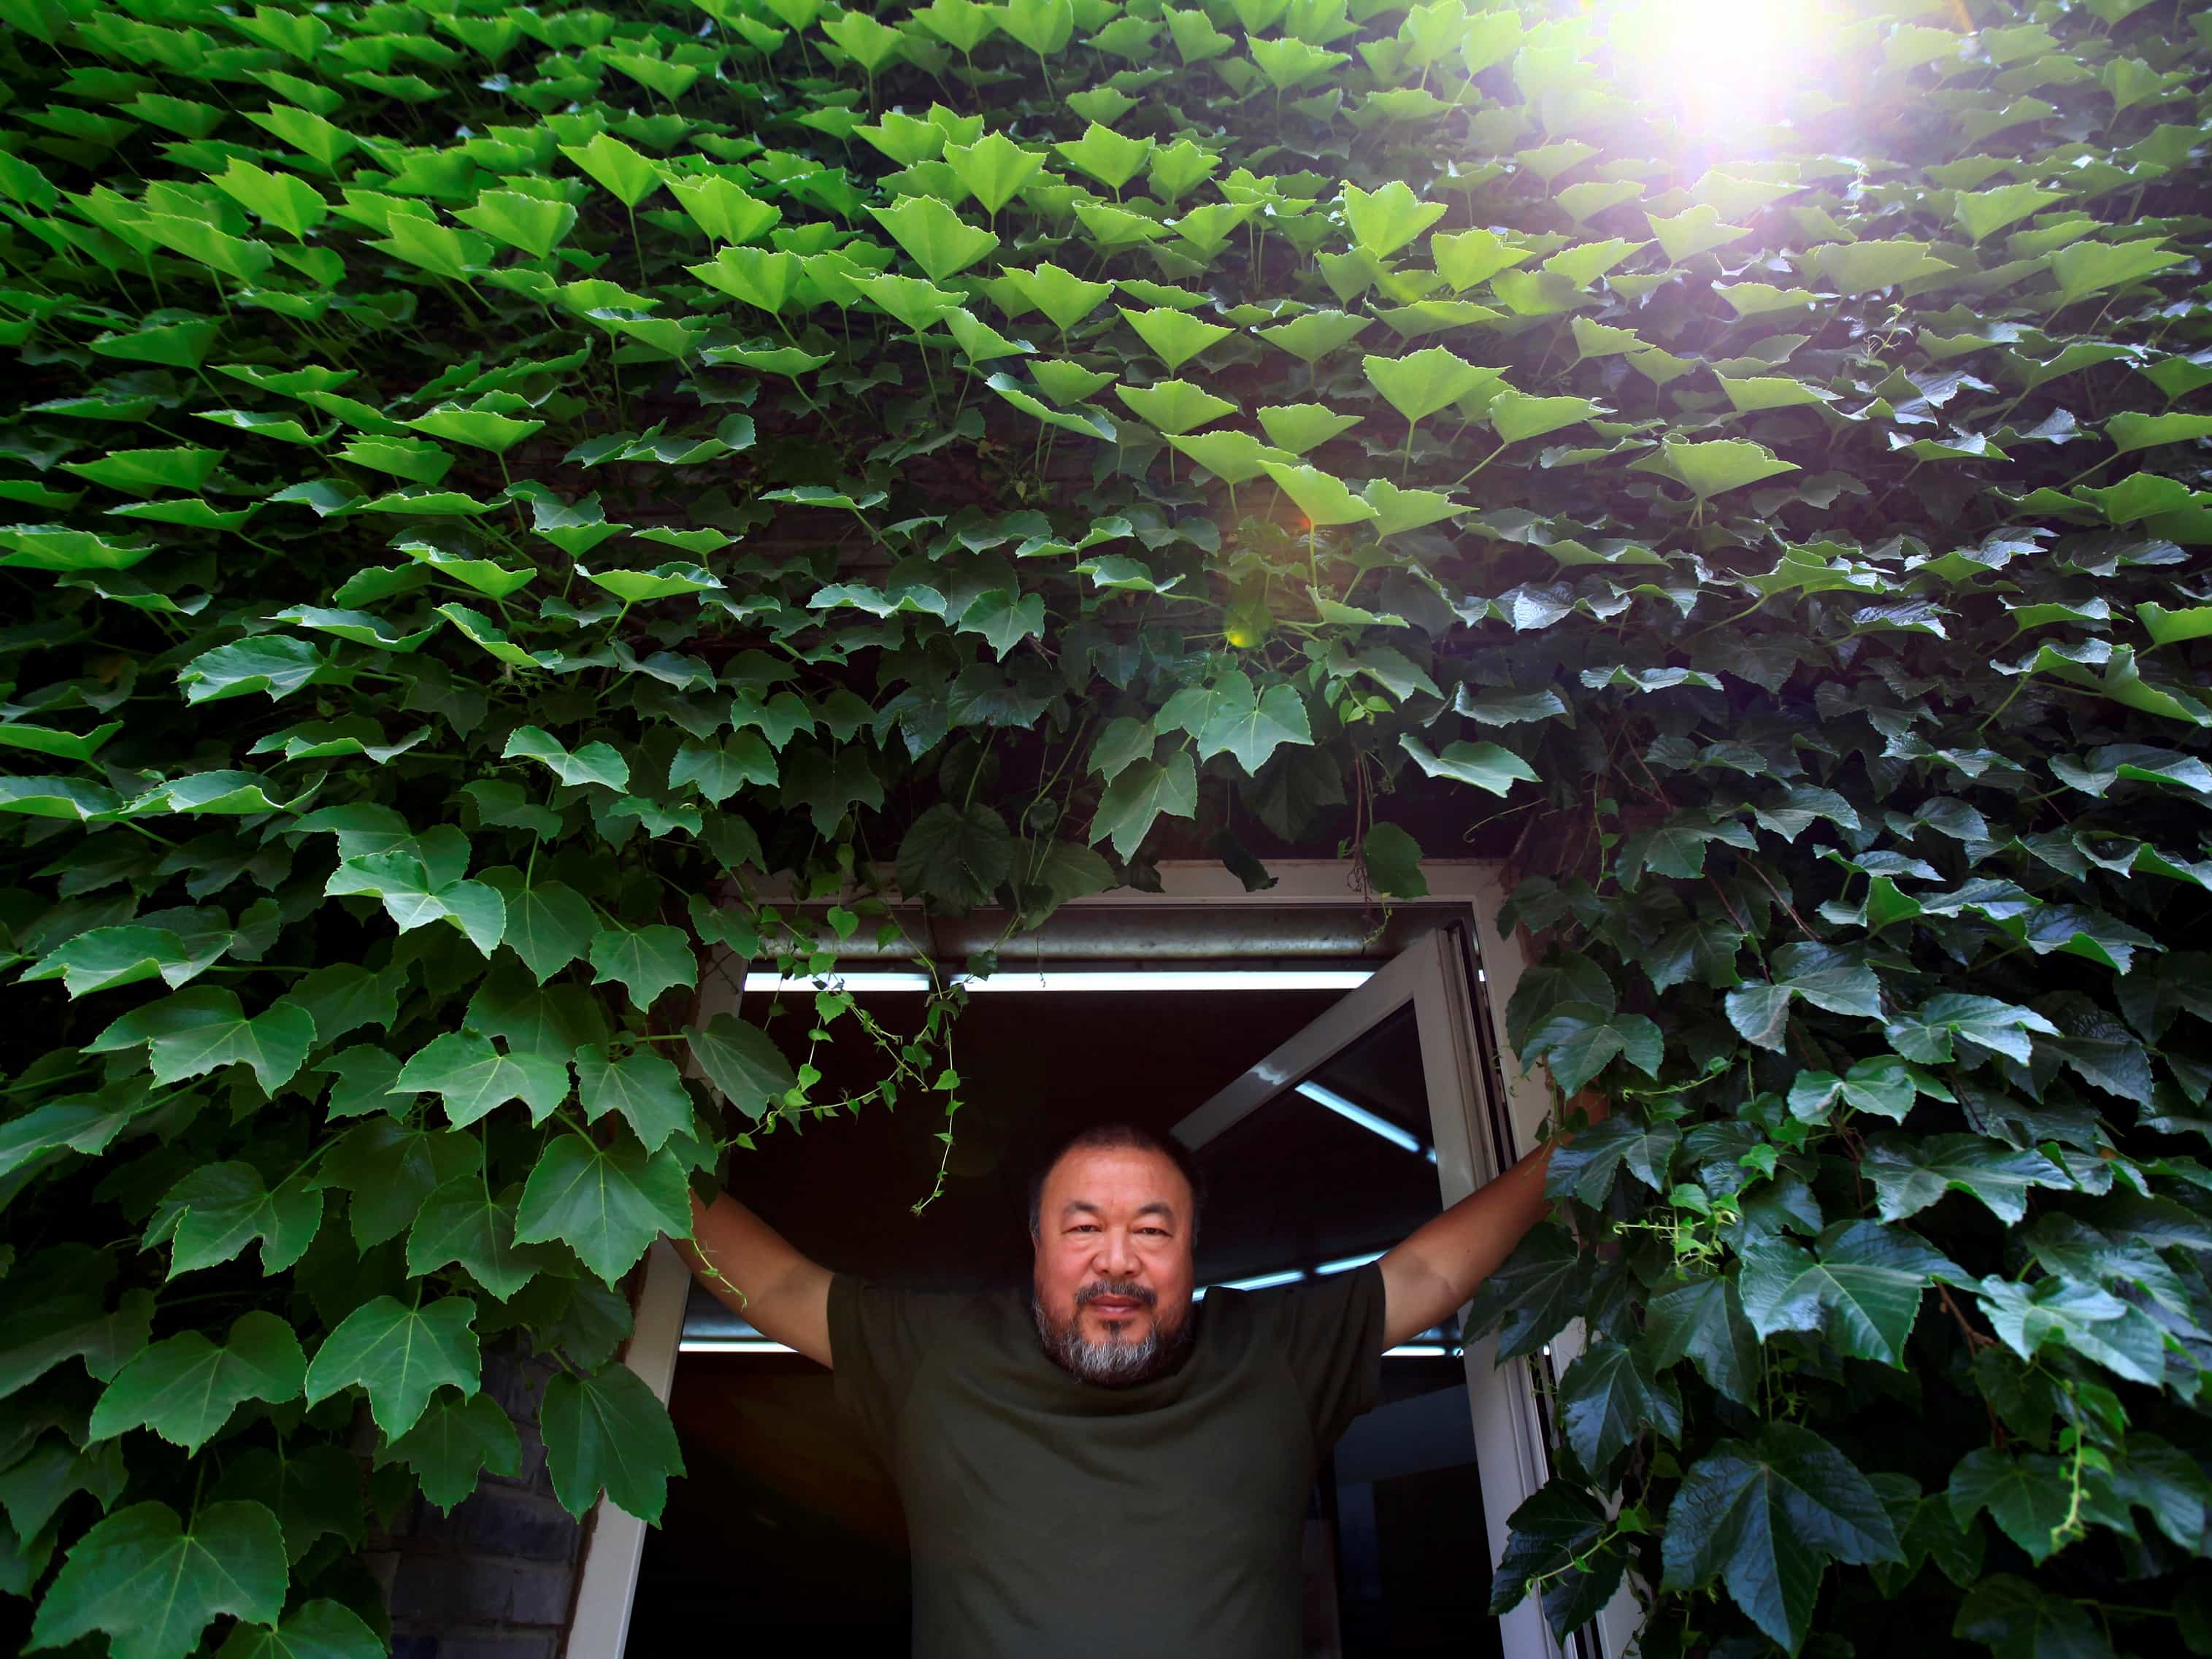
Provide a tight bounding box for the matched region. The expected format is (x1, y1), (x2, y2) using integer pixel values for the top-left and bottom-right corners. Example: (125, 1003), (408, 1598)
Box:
(826, 1274), (959, 1455)
(1272, 1263), (1388, 1449)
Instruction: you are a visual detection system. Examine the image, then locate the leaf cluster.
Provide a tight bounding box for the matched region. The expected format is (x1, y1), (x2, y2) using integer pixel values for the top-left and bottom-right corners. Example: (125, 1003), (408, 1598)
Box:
(2, 0), (2211, 1654)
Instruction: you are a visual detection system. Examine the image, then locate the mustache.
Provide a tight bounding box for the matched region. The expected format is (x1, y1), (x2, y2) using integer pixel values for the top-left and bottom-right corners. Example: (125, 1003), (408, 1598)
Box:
(1075, 1278), (1156, 1312)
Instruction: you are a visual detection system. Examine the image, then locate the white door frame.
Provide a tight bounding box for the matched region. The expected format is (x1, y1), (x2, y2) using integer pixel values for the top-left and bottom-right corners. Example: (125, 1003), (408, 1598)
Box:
(561, 860), (1635, 1659)
(1172, 928), (1561, 1659)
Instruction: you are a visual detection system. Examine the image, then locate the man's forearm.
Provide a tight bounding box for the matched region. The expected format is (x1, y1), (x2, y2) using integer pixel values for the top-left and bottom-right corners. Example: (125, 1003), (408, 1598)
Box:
(1375, 1139), (1556, 1347)
(675, 1188), (835, 1366)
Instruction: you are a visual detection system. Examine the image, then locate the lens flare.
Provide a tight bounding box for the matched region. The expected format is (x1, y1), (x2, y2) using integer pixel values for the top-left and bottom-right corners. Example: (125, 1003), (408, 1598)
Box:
(1607, 0), (1842, 136)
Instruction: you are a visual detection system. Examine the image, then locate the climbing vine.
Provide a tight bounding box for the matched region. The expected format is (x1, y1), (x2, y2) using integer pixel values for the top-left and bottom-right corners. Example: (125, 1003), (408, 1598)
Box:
(1, 0), (2209, 1654)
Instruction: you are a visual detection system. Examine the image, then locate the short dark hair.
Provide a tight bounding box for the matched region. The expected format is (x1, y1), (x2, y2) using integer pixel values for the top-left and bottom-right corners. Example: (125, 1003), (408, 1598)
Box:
(1026, 1122), (1205, 1240)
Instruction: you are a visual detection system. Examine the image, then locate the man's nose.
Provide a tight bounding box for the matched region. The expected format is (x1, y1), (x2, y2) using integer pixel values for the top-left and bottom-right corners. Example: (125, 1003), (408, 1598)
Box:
(1097, 1227), (1140, 1276)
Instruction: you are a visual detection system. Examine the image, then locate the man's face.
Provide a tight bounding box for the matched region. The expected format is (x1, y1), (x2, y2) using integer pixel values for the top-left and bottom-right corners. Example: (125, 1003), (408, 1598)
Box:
(1030, 1145), (1197, 1386)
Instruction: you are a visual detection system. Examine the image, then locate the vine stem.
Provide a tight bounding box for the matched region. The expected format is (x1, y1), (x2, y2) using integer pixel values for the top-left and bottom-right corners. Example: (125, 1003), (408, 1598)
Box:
(1935, 1284), (1995, 1352)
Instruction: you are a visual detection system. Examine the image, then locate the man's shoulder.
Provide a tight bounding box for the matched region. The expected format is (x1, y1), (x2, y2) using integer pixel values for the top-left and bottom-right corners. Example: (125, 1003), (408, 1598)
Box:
(1201, 1261), (1384, 1333)
(833, 1274), (1018, 1338)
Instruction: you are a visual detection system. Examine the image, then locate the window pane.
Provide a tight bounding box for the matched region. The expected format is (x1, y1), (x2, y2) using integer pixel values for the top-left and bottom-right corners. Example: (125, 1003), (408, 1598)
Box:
(1190, 1004), (1440, 1292)
(1186, 1001), (1498, 1658)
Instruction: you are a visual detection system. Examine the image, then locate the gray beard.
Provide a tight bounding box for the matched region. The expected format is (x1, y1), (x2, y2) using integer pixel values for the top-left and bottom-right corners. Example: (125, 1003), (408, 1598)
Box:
(1031, 1285), (1194, 1388)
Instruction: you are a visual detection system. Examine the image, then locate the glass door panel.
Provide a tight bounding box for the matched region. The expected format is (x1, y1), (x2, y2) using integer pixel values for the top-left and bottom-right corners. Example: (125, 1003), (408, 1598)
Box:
(1173, 928), (1556, 1659)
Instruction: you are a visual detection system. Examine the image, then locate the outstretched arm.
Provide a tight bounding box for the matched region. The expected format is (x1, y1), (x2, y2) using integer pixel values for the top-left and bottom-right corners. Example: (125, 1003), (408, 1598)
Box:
(674, 1188), (836, 1367)
(1375, 1091), (1605, 1349)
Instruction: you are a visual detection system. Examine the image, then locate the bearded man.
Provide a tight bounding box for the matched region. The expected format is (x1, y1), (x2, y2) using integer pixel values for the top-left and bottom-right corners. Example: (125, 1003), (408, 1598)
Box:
(676, 1104), (1593, 1658)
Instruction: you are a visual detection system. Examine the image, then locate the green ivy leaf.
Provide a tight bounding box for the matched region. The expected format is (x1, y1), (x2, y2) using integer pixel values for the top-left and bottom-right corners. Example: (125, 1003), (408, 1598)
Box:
(147, 1163), (323, 1277)
(1464, 1223), (1588, 1363)
(1257, 308), (1374, 364)
(1165, 430), (1294, 485)
(542, 1363), (687, 1523)
(1253, 402), (1359, 454)
(394, 1033), (572, 1128)
(515, 1134), (691, 1283)
(1526, 1009), (1664, 1100)
(558, 132), (663, 208)
(28, 1500), (286, 1659)
(207, 1444), (361, 1567)
(588, 923), (696, 1011)
(1862, 1134), (2071, 1225)
(406, 1176), (557, 1298)
(1089, 751), (1198, 861)
(1644, 1274), (1759, 1405)
(1973, 1275), (2166, 1387)
(869, 193), (1001, 282)
(945, 132), (1045, 215)
(1884, 994), (2059, 1066)
(1946, 1450), (2075, 1566)
(1113, 378), (1236, 435)
(1361, 821), (1426, 898)
(1341, 177), (1446, 258)
(502, 725), (631, 791)
(1119, 305), (1232, 372)
(1005, 261), (1113, 332)
(1740, 1220), (1955, 1367)
(1629, 436), (1800, 501)
(380, 1390), (521, 1514)
(1487, 1477), (1625, 1637)
(1398, 733), (1536, 796)
(87, 1313), (305, 1455)
(575, 1046), (696, 1154)
(1951, 1574), (2109, 1659)
(477, 868), (598, 982)
(1558, 1339), (1681, 1474)
(213, 1598), (384, 1659)
(2049, 237), (2186, 304)
(303, 1296), (480, 1439)
(326, 853), (507, 957)
(898, 802), (1015, 910)
(1197, 679), (1312, 776)
(1545, 1112), (1677, 1202)
(1659, 1423), (1900, 1653)
(686, 1014), (797, 1121)
(1364, 346), (1494, 423)
(1257, 459), (1382, 527)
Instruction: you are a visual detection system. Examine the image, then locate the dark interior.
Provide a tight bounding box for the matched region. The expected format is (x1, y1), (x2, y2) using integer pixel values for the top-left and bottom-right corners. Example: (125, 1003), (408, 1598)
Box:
(626, 979), (1502, 1658)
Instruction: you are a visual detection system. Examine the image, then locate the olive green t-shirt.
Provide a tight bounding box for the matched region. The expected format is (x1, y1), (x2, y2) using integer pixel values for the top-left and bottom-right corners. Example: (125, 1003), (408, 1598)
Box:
(826, 1264), (1387, 1659)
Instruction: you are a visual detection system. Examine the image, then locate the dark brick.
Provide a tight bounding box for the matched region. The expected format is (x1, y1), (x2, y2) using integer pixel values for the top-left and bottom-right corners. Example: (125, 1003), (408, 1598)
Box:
(483, 1357), (550, 1423)
(436, 1638), (559, 1659)
(507, 1561), (578, 1627)
(510, 1422), (548, 1487)
(389, 1560), (513, 1625)
(372, 1349), (586, 1652)
(439, 1488), (582, 1563)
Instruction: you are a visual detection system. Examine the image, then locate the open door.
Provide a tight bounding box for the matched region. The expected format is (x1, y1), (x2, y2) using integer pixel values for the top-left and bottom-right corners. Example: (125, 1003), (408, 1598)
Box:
(1171, 923), (1577, 1659)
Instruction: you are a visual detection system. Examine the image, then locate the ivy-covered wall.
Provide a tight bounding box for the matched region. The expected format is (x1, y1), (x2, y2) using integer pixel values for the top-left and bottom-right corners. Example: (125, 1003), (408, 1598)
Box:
(2, 0), (2210, 1655)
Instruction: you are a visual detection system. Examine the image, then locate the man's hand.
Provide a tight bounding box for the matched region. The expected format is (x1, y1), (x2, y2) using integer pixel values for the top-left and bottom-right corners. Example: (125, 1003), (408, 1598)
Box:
(1373, 1089), (1609, 1350)
(675, 1188), (836, 1366)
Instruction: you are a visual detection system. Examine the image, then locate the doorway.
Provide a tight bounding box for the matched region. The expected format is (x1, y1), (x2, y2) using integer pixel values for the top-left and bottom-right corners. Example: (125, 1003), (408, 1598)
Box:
(582, 866), (1613, 1659)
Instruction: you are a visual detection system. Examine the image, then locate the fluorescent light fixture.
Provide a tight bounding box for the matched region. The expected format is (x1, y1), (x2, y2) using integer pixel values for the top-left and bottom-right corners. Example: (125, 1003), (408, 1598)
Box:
(1294, 1081), (1424, 1156)
(1215, 1269), (1305, 1291)
(742, 969), (1372, 994)
(683, 1335), (1454, 1358)
(1316, 1250), (1386, 1276)
(743, 971), (935, 993)
(681, 1338), (796, 1353)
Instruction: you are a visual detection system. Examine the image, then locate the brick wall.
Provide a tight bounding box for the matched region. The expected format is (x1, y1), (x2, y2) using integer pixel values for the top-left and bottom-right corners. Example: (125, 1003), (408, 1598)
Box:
(364, 1352), (588, 1659)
